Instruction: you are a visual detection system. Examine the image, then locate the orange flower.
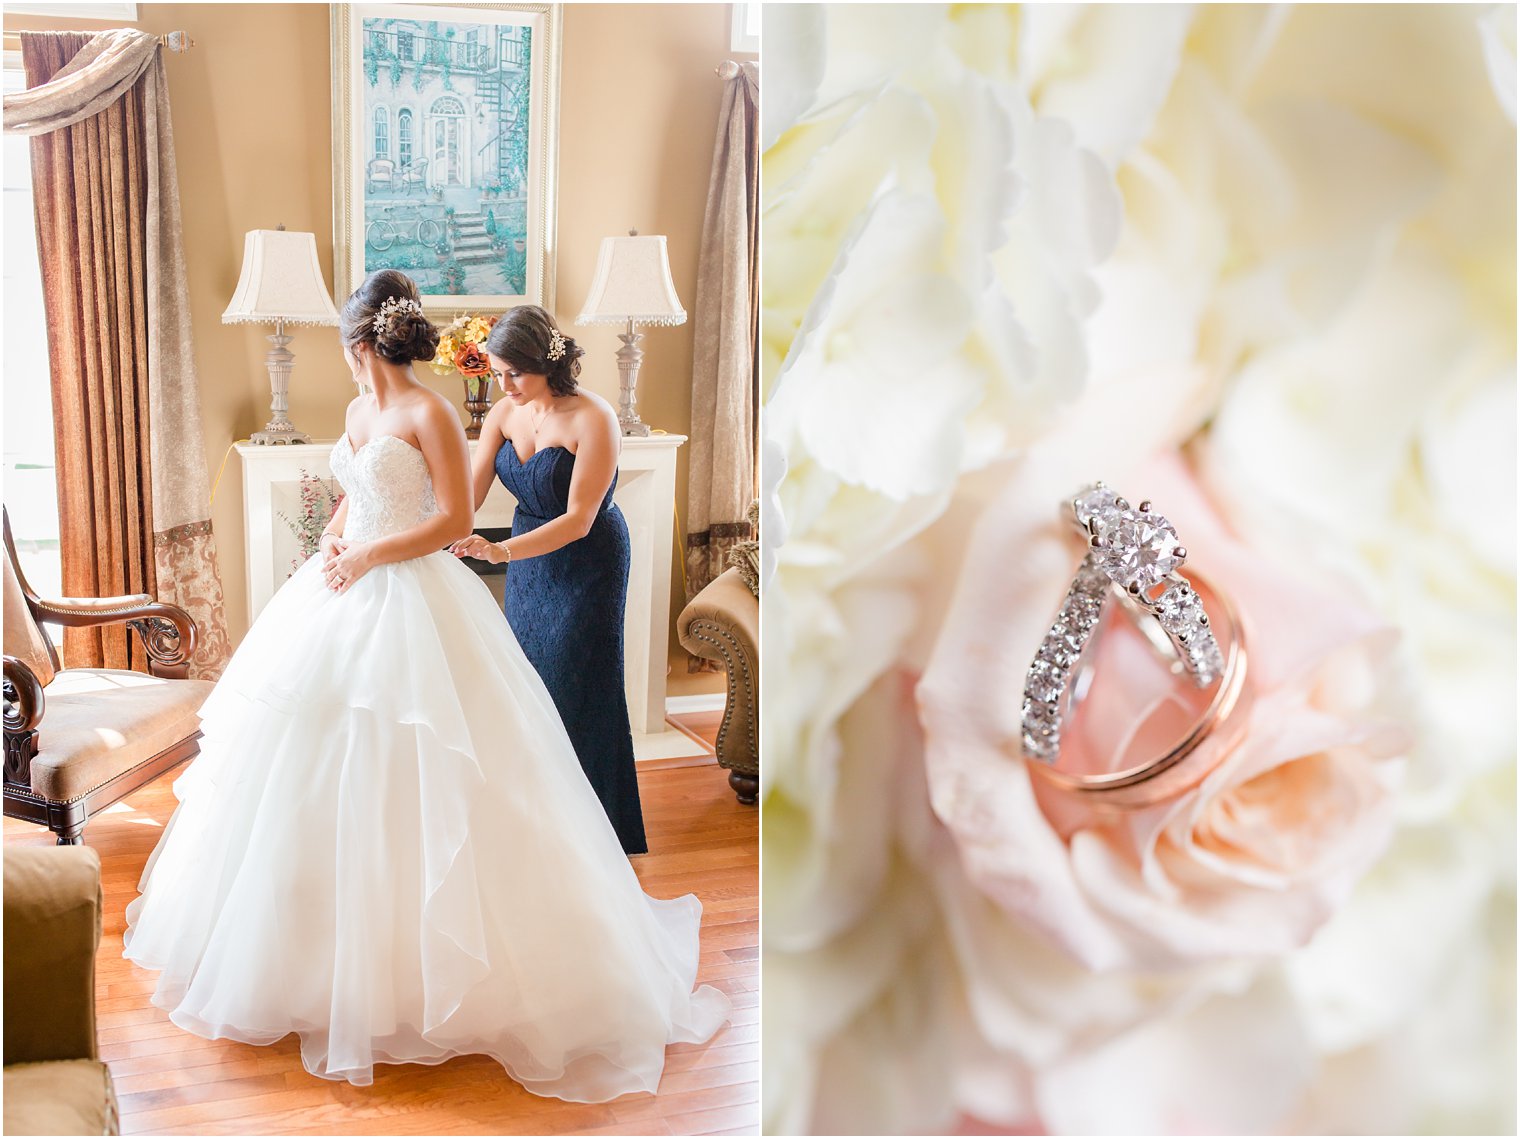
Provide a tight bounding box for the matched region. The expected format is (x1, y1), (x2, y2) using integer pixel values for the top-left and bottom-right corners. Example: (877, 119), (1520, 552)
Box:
(454, 342), (490, 377)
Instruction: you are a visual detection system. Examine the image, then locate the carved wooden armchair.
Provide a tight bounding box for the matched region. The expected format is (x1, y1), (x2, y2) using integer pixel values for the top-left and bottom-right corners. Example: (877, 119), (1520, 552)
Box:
(3, 509), (212, 845)
(677, 568), (759, 805)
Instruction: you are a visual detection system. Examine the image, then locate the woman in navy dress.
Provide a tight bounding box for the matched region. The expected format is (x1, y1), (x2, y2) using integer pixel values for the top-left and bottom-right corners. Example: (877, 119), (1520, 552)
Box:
(451, 306), (647, 854)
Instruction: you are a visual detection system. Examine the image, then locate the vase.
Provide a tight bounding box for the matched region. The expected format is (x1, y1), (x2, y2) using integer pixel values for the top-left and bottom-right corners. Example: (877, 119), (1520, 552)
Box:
(462, 375), (492, 439)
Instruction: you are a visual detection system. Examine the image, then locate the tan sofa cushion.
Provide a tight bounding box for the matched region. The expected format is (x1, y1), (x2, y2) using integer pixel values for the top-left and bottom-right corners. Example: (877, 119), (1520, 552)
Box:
(4, 846), (101, 1067)
(3, 552), (56, 688)
(3, 1060), (118, 1136)
(27, 669), (212, 802)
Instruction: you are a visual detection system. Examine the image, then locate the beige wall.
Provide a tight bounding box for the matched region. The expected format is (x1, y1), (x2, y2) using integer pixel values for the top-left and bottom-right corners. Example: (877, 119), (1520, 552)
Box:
(4, 3), (753, 692)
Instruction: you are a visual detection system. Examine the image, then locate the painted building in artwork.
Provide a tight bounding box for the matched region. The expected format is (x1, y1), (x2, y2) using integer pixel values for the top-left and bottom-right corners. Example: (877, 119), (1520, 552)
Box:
(361, 18), (531, 197)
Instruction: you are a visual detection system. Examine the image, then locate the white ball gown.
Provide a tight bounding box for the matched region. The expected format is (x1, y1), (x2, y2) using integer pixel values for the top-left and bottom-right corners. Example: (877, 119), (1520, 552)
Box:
(121, 433), (730, 1100)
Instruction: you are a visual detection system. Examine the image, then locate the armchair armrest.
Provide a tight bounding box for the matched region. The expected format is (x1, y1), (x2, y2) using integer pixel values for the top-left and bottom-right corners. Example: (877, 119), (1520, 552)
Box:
(3, 846), (103, 1065)
(678, 570), (759, 794)
(4, 654), (45, 733)
(32, 596), (198, 679)
(4, 654), (44, 788)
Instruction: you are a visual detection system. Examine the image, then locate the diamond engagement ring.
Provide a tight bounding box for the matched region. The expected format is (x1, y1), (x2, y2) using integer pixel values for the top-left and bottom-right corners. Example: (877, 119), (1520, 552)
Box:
(1019, 483), (1249, 804)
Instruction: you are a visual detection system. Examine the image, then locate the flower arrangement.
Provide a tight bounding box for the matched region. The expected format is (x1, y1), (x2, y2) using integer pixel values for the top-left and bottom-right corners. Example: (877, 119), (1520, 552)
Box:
(431, 312), (500, 437)
(430, 312), (498, 390)
(276, 471), (341, 578)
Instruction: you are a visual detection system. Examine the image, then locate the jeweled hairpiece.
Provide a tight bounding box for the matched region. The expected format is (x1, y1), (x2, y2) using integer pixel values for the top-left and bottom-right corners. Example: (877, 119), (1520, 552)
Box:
(546, 328), (567, 362)
(373, 295), (423, 337)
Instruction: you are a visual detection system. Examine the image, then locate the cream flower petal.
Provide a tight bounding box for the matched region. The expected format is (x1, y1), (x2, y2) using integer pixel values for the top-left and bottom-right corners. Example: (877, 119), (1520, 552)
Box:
(759, 3), (826, 151)
(1035, 968), (1316, 1135)
(1018, 4), (1194, 165)
(1479, 4), (1518, 123)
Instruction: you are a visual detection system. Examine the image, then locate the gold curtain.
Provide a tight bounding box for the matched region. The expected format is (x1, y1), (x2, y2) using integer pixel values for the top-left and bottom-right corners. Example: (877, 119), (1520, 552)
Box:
(9, 30), (232, 678)
(23, 32), (155, 672)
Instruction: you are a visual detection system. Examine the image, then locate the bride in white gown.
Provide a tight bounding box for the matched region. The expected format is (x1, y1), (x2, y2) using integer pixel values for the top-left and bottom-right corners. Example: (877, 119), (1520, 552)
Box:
(121, 271), (730, 1100)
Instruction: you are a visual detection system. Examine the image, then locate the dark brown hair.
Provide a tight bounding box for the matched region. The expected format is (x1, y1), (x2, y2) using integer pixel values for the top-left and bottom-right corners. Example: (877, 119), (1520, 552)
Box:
(484, 305), (584, 397)
(339, 269), (440, 365)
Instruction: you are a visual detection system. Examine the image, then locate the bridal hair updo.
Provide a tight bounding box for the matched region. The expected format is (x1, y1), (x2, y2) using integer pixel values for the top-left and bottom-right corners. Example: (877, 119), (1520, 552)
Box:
(339, 269), (440, 364)
(485, 305), (584, 396)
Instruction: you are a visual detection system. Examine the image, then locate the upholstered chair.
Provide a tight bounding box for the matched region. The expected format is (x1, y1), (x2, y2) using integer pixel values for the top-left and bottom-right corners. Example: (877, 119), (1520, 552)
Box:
(367, 156), (396, 194)
(3, 845), (119, 1135)
(677, 568), (759, 804)
(3, 509), (212, 844)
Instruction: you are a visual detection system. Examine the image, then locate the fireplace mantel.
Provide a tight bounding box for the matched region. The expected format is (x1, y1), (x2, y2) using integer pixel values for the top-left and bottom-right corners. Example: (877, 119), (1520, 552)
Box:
(236, 434), (686, 736)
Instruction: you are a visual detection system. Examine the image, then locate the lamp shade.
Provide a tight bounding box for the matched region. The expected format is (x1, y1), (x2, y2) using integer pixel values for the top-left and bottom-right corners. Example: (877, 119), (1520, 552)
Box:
(575, 235), (686, 327)
(222, 229), (340, 326)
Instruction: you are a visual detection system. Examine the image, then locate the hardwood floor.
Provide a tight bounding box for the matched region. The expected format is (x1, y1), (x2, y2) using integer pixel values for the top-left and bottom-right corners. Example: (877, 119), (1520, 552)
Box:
(4, 715), (757, 1136)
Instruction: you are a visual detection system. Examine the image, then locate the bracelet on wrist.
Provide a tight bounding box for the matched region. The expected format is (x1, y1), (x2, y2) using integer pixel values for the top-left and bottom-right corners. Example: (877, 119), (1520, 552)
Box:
(500, 542), (512, 566)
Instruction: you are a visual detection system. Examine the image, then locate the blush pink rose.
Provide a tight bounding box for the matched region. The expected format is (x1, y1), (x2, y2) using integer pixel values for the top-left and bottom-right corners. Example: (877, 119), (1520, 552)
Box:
(918, 454), (1408, 974)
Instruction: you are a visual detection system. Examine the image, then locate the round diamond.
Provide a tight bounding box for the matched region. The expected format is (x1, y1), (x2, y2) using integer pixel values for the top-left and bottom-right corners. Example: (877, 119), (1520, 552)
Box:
(1026, 662), (1063, 704)
(1156, 584), (1200, 633)
(1073, 484), (1121, 530)
(1022, 729), (1057, 761)
(1039, 639), (1074, 669)
(1095, 509), (1183, 593)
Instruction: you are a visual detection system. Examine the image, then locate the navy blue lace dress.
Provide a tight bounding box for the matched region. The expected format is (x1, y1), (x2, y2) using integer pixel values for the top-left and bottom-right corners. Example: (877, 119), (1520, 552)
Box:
(495, 442), (648, 854)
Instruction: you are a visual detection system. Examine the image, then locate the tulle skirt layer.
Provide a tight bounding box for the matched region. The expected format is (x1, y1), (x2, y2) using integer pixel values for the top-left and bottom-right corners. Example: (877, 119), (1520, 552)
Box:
(122, 552), (729, 1100)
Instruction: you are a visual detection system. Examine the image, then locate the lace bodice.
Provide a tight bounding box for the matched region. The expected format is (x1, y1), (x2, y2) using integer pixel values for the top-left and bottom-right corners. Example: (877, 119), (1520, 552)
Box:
(330, 434), (438, 544)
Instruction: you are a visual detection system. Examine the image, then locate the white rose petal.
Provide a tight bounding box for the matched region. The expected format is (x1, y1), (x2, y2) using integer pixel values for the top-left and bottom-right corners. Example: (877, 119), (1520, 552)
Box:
(1479, 4), (1518, 123)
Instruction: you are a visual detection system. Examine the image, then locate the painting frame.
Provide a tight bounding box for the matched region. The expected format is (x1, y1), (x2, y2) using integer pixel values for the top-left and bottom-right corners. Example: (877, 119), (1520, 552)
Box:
(331, 2), (561, 315)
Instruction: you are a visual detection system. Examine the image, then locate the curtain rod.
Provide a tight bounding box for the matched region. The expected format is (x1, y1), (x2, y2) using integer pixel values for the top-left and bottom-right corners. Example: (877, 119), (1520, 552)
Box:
(2, 29), (194, 54)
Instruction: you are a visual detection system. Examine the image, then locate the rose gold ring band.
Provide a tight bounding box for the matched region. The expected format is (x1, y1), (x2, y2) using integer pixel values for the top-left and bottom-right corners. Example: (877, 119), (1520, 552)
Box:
(1026, 569), (1251, 808)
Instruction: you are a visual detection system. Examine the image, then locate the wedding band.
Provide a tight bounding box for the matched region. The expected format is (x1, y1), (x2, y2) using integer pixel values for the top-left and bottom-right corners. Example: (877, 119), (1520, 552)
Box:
(1026, 570), (1249, 807)
(1019, 484), (1249, 805)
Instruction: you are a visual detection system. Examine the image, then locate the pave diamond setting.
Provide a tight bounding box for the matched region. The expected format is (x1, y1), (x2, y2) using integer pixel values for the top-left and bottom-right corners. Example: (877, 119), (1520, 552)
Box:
(1021, 552), (1107, 763)
(1152, 578), (1224, 687)
(1020, 485), (1231, 766)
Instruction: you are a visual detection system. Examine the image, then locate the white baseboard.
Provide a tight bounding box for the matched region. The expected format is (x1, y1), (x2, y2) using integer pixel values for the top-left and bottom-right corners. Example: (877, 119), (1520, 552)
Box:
(666, 693), (726, 715)
(632, 727), (711, 763)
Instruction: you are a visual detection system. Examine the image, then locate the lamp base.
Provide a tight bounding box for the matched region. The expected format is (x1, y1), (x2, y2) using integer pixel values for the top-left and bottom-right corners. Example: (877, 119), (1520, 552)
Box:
(250, 424), (313, 446)
(251, 325), (310, 445)
(616, 324), (653, 439)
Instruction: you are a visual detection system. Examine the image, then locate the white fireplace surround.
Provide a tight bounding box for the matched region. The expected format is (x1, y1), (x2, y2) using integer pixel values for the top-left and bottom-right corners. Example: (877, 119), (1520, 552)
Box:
(236, 434), (686, 745)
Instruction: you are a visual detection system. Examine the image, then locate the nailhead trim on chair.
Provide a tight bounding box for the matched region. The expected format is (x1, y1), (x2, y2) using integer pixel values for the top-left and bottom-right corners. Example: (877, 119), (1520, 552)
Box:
(34, 600), (154, 620)
(6, 733), (202, 805)
(683, 619), (758, 778)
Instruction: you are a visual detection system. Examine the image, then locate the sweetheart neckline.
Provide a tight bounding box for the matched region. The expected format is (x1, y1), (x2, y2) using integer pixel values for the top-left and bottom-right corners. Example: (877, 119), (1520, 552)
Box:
(504, 442), (575, 466)
(340, 432), (425, 460)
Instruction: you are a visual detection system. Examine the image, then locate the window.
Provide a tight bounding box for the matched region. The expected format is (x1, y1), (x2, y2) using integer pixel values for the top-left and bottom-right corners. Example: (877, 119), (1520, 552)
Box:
(731, 1), (760, 53)
(398, 108), (413, 168)
(2, 61), (63, 608)
(374, 106), (389, 158)
(397, 29), (414, 61)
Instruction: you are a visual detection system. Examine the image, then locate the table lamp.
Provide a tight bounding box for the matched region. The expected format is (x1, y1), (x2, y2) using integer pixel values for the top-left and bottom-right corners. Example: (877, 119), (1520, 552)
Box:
(575, 231), (686, 436)
(222, 228), (341, 444)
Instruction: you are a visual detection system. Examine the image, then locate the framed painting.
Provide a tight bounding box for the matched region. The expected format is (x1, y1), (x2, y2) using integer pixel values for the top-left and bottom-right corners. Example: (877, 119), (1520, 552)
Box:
(331, 3), (561, 314)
